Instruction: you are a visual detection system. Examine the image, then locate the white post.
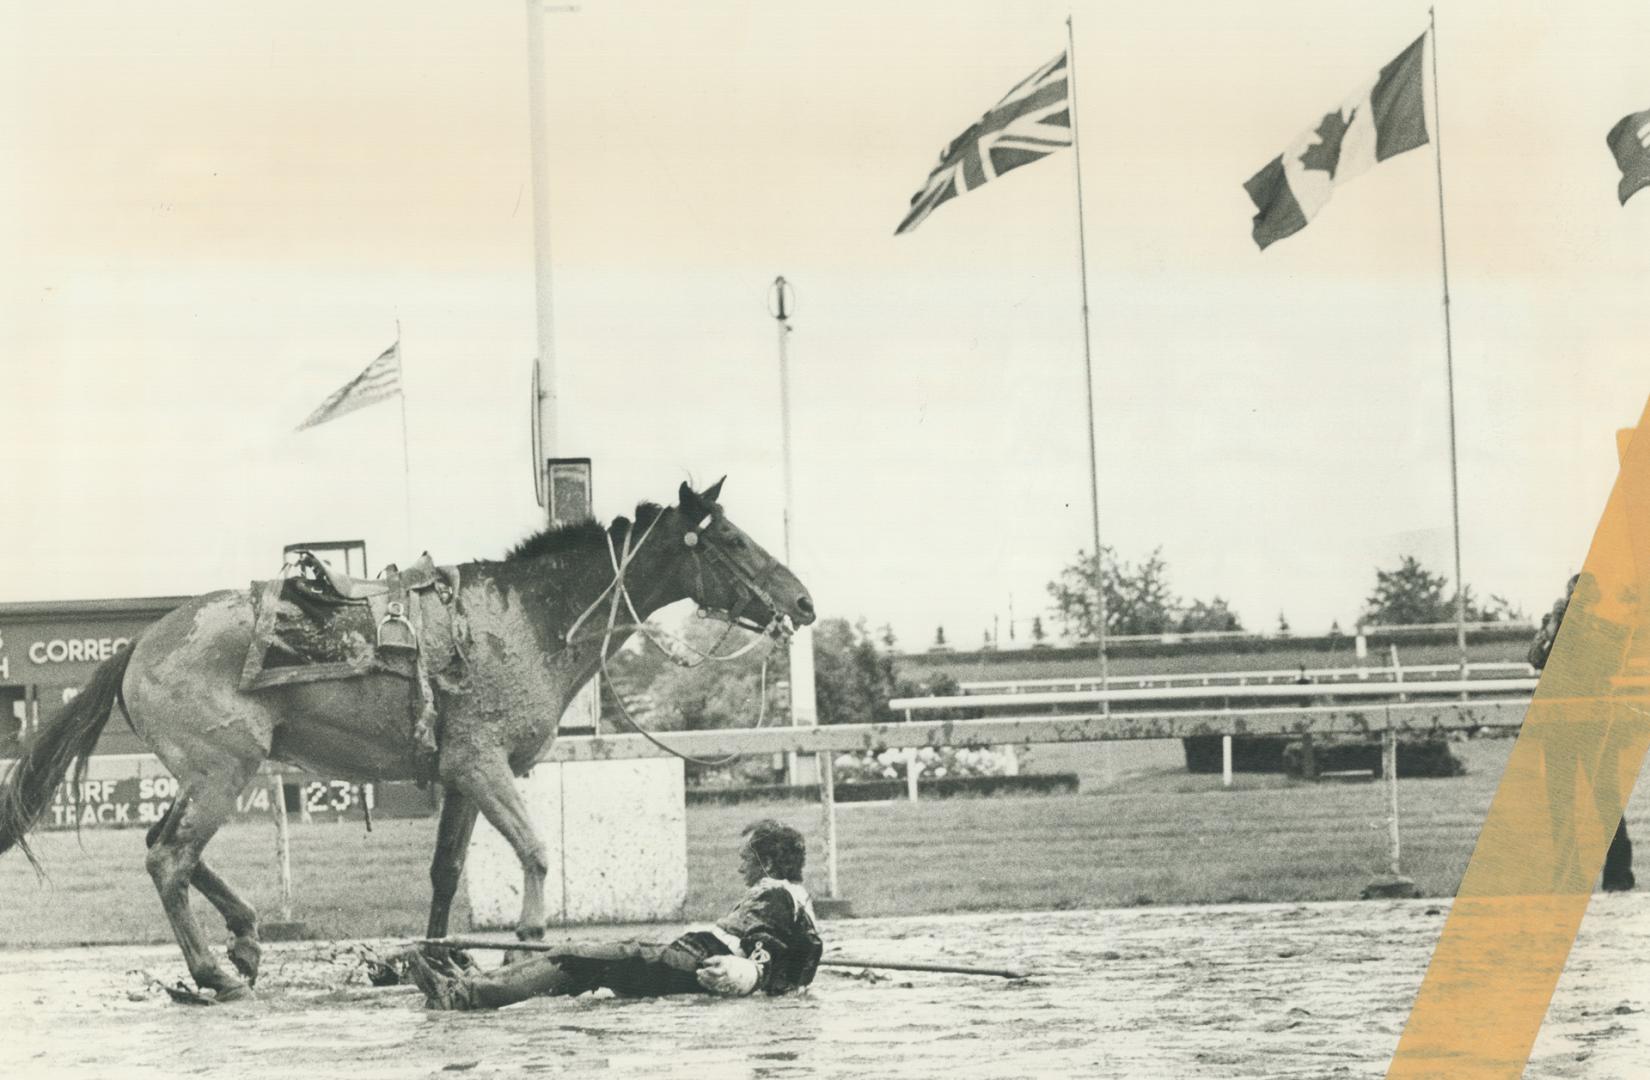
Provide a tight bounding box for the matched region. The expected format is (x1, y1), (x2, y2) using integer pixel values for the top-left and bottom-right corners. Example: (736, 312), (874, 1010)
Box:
(1385, 726), (1402, 875)
(270, 773), (294, 922)
(1222, 735), (1233, 788)
(769, 276), (838, 902)
(1390, 642), (1408, 703)
(905, 747), (920, 803)
(525, 0), (570, 469)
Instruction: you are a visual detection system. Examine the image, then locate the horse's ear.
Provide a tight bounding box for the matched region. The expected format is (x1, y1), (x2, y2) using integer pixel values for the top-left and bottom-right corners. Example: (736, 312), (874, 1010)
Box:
(701, 476), (725, 505)
(679, 481), (703, 515)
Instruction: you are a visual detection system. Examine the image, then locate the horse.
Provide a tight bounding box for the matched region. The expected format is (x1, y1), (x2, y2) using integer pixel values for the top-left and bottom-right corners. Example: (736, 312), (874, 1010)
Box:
(0, 478), (815, 1001)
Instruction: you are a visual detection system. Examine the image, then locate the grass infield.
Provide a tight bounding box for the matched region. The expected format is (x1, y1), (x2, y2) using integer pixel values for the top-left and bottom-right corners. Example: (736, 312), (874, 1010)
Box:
(2, 738), (1644, 948)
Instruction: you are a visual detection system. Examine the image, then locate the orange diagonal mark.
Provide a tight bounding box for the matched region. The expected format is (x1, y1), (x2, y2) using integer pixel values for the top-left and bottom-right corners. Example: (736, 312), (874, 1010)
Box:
(1388, 399), (1650, 1078)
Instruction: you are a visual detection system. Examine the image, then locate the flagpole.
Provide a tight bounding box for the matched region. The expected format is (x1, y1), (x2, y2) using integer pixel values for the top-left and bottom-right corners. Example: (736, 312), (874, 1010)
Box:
(395, 324), (413, 553)
(1065, 14), (1110, 706)
(1427, 8), (1469, 675)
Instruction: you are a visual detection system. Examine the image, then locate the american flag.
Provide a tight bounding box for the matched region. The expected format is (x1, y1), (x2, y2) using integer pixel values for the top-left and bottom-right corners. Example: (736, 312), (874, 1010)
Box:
(295, 341), (402, 431)
(895, 52), (1072, 235)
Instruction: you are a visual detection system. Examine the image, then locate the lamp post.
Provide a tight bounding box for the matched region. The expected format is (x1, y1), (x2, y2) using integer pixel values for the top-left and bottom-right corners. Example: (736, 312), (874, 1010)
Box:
(769, 277), (840, 903)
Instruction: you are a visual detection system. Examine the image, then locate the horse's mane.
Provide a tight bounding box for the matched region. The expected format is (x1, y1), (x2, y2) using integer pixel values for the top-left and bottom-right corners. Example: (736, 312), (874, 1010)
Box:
(504, 502), (666, 563)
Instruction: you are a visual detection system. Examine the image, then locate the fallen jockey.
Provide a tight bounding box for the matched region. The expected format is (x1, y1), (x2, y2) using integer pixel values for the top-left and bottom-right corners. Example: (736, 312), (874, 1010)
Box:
(406, 819), (824, 1009)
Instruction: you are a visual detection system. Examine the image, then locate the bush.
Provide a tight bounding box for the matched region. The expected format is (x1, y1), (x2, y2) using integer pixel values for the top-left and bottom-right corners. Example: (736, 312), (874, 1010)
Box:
(831, 745), (1018, 783)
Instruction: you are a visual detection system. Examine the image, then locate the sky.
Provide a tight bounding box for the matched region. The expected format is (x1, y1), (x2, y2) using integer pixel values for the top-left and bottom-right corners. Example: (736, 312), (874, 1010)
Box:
(3, 0), (1649, 650)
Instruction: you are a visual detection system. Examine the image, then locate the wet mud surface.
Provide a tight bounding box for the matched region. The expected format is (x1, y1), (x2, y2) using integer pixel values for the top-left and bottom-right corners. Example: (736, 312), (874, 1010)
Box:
(3, 896), (1645, 1079)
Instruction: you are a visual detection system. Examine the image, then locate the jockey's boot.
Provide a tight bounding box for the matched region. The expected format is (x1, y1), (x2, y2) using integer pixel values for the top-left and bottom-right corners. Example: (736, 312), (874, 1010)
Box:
(408, 951), (574, 1011)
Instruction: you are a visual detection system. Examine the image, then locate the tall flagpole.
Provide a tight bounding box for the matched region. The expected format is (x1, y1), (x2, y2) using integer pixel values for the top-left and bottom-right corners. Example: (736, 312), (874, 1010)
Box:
(396, 323), (413, 551)
(1428, 8), (1469, 674)
(1065, 15), (1110, 704)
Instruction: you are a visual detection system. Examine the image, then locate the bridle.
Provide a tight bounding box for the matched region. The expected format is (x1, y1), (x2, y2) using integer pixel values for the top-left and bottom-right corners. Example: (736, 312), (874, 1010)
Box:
(561, 506), (795, 766)
(684, 513), (798, 641)
(564, 508), (796, 658)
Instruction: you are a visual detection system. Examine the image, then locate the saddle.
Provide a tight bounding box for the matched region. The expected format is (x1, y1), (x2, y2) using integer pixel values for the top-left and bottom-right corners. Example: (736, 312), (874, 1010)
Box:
(238, 552), (468, 771)
(291, 552), (444, 650)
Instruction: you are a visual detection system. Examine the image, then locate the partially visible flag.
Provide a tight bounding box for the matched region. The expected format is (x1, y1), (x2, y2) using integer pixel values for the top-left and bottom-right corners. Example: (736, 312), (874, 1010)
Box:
(295, 342), (402, 431)
(1607, 108), (1650, 206)
(1244, 34), (1429, 251)
(894, 52), (1071, 235)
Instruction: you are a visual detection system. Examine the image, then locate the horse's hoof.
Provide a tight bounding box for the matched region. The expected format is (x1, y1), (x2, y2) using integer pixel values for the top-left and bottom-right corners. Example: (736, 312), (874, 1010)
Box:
(212, 982), (255, 1004)
(364, 957), (403, 987)
(227, 936), (263, 984)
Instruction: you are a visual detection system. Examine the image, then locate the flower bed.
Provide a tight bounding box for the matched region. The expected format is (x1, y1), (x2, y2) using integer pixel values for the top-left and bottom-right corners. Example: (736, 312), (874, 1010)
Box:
(830, 745), (1021, 783)
(685, 772), (1079, 806)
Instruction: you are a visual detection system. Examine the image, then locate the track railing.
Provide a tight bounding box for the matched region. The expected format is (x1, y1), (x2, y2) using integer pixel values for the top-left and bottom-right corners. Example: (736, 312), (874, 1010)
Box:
(957, 662), (1535, 694)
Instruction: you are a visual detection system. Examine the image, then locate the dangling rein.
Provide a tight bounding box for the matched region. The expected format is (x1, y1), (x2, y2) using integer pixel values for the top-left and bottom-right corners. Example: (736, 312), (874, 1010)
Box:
(560, 514), (791, 768)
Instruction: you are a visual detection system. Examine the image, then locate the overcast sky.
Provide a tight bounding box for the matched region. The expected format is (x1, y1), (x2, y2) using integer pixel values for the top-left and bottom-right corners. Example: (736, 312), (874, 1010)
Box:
(3, 0), (1649, 648)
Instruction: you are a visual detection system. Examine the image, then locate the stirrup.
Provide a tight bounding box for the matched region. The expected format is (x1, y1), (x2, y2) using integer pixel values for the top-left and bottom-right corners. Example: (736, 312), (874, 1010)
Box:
(378, 602), (417, 652)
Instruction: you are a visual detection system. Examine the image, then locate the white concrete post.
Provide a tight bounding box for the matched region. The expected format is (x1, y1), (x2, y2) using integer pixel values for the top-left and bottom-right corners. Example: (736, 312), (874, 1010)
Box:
(270, 773), (293, 922)
(1385, 726), (1402, 875)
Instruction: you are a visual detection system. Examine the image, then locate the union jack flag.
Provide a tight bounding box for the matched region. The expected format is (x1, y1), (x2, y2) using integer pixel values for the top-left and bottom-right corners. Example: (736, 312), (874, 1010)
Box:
(895, 52), (1071, 235)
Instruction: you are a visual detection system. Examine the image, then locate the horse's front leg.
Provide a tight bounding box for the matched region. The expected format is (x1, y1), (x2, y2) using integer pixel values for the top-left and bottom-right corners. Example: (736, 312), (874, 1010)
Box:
(443, 752), (550, 939)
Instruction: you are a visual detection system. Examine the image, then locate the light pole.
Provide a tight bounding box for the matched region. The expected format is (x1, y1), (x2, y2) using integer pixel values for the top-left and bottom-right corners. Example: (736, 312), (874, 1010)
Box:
(770, 277), (839, 902)
(771, 277), (815, 741)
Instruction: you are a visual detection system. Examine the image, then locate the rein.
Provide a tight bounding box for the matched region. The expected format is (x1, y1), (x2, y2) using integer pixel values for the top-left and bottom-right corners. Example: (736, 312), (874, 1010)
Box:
(560, 509), (791, 768)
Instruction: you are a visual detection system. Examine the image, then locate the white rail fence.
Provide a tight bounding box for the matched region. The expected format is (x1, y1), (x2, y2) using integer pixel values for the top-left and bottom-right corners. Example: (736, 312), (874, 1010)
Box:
(957, 662), (1535, 694)
(26, 686), (1537, 922)
(539, 693), (1535, 902)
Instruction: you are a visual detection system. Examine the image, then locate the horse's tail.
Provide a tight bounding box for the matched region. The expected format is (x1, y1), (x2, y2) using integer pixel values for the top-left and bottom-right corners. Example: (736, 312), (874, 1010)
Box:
(0, 645), (134, 870)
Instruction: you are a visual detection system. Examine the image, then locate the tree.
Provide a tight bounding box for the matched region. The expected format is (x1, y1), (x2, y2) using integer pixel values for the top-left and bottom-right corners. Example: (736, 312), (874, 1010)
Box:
(1361, 555), (1451, 626)
(1048, 546), (1244, 638)
(1030, 615), (1047, 645)
(1178, 597), (1243, 633)
(1477, 594), (1528, 623)
(1276, 611), (1291, 636)
(611, 621), (785, 733)
(810, 618), (901, 726)
(933, 625), (947, 648)
(623, 616), (905, 733)
(1358, 555), (1517, 626)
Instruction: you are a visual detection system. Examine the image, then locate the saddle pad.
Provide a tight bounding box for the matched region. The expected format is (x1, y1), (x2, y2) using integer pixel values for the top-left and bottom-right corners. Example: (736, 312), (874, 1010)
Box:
(238, 573), (462, 692)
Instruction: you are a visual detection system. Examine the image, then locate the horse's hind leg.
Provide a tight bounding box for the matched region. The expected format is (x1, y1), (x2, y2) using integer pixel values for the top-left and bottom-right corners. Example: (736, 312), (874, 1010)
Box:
(146, 766), (259, 1000)
(147, 809), (262, 984)
(427, 787), (479, 940)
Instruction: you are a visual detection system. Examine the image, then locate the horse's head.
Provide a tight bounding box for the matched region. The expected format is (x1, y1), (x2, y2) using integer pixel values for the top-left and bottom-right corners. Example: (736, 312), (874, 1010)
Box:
(666, 478), (815, 637)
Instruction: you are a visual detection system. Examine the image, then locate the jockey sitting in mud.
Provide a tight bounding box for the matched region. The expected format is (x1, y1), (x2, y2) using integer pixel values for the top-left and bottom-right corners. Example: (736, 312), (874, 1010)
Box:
(406, 819), (823, 1010)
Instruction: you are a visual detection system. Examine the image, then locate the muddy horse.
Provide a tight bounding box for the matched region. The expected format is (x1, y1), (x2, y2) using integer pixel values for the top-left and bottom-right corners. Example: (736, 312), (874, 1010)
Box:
(0, 479), (814, 1000)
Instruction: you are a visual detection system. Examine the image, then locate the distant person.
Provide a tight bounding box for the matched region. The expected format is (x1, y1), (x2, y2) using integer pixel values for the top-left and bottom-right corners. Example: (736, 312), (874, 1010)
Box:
(1528, 573), (1634, 892)
(406, 819), (823, 1010)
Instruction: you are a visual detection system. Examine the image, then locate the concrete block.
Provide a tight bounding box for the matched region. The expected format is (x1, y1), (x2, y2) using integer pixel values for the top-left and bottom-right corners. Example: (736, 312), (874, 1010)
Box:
(465, 758), (686, 928)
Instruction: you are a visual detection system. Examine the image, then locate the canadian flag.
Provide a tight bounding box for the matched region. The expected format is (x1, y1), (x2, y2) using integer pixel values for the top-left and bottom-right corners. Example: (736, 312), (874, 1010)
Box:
(1244, 33), (1430, 251)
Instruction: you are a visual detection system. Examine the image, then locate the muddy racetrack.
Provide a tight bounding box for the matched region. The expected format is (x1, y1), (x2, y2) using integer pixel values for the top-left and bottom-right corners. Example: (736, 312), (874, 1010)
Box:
(3, 896), (1645, 1079)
